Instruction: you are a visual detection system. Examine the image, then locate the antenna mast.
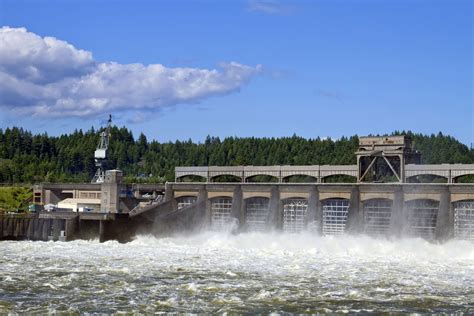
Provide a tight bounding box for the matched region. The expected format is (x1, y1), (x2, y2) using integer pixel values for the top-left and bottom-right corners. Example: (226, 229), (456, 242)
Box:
(92, 114), (112, 183)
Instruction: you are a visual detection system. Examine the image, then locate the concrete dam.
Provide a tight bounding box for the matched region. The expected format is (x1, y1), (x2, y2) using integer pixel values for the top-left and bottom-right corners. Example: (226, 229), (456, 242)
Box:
(2, 136), (474, 242)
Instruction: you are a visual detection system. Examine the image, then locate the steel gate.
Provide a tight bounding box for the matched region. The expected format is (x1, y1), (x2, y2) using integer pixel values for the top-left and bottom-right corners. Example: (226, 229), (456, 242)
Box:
(176, 196), (197, 210)
(211, 197), (233, 230)
(454, 201), (474, 242)
(322, 199), (350, 235)
(283, 199), (308, 233)
(406, 199), (439, 240)
(363, 199), (393, 236)
(245, 197), (270, 232)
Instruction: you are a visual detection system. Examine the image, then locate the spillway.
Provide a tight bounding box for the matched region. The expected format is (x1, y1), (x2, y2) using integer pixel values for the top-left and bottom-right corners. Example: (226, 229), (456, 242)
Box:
(210, 197), (233, 230)
(454, 201), (474, 241)
(363, 199), (392, 237)
(245, 197), (270, 232)
(282, 198), (307, 233)
(322, 199), (349, 235)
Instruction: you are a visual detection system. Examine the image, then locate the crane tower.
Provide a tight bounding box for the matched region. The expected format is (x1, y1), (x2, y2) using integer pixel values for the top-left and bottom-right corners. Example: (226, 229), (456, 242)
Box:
(91, 114), (112, 183)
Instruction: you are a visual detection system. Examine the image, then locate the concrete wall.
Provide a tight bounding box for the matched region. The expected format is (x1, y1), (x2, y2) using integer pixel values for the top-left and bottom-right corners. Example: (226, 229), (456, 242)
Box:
(28, 181), (474, 242)
(157, 182), (474, 240)
(0, 214), (70, 241)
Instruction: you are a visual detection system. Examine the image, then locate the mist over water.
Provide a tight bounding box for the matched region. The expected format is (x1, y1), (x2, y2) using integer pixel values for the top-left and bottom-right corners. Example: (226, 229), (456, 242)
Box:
(1, 233), (473, 314)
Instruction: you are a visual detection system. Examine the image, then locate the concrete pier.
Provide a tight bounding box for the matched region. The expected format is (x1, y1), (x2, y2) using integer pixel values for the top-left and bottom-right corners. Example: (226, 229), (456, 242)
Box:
(436, 187), (452, 241)
(0, 214), (51, 241)
(345, 186), (361, 233)
(141, 182), (473, 241)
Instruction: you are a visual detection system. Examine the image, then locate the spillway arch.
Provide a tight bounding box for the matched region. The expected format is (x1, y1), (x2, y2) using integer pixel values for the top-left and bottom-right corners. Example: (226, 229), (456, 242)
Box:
(321, 197), (351, 236)
(209, 175), (242, 183)
(406, 174), (448, 183)
(405, 199), (439, 240)
(453, 174), (474, 183)
(244, 196), (270, 232)
(281, 197), (308, 233)
(176, 175), (207, 183)
(176, 195), (198, 210)
(321, 174), (357, 183)
(362, 198), (393, 237)
(244, 174), (280, 183)
(210, 196), (234, 230)
(281, 175), (318, 183)
(453, 199), (474, 242)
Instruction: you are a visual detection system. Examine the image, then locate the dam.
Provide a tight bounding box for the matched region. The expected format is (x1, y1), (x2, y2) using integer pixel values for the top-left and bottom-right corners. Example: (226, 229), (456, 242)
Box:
(2, 136), (474, 242)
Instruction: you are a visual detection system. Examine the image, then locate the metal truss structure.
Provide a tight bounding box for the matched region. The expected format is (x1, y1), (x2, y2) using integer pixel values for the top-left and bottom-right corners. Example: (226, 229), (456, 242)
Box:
(92, 115), (112, 183)
(356, 136), (420, 183)
(282, 199), (308, 233)
(322, 199), (350, 235)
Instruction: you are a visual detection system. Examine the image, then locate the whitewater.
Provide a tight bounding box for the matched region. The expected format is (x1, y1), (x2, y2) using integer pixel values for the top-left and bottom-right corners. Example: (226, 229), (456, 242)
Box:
(1, 233), (473, 313)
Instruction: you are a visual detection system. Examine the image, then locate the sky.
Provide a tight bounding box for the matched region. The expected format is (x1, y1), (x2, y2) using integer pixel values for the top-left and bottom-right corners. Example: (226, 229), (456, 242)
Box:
(0, 0), (472, 145)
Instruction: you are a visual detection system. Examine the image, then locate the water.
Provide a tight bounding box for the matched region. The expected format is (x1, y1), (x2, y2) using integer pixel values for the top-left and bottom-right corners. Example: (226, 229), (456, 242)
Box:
(1, 233), (473, 314)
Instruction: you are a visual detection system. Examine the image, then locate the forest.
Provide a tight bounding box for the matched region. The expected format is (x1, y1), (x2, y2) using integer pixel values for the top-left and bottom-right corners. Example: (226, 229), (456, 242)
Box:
(0, 126), (473, 184)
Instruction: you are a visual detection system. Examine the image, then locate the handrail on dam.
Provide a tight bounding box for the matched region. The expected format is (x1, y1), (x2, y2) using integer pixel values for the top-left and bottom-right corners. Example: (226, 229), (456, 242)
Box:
(175, 165), (358, 183)
(175, 164), (474, 183)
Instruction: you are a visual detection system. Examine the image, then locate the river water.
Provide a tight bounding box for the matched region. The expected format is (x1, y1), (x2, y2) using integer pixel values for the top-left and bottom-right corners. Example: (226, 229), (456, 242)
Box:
(1, 233), (473, 314)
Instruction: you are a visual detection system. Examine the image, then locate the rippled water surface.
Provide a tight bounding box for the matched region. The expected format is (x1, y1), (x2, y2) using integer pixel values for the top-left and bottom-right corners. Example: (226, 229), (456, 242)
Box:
(1, 233), (473, 314)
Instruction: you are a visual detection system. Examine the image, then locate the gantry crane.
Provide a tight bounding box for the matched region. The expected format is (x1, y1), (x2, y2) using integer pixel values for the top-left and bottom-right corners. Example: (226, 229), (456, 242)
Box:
(91, 114), (112, 183)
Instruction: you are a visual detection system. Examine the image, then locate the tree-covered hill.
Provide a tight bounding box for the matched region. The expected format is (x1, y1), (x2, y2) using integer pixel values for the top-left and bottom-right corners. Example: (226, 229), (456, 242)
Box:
(0, 127), (472, 184)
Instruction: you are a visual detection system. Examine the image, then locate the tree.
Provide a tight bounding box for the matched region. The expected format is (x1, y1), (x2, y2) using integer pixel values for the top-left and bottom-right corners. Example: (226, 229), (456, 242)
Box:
(0, 126), (472, 184)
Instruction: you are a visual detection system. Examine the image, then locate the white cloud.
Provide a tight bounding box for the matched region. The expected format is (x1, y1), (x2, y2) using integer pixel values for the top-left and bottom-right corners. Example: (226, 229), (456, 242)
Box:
(0, 27), (262, 118)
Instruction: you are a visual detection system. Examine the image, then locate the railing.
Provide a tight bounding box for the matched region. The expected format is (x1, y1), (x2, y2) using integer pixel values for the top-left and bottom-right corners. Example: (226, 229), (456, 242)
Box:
(176, 164), (474, 183)
(175, 165), (358, 183)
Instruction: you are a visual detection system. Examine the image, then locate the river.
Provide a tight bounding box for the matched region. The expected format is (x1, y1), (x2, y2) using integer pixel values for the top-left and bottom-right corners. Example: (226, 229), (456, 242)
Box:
(1, 233), (473, 313)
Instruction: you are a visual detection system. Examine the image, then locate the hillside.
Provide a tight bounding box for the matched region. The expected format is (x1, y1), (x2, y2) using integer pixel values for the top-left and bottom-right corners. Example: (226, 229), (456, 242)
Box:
(0, 127), (472, 184)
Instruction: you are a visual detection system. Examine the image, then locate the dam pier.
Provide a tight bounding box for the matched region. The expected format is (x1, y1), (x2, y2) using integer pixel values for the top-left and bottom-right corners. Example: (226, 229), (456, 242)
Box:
(2, 136), (474, 242)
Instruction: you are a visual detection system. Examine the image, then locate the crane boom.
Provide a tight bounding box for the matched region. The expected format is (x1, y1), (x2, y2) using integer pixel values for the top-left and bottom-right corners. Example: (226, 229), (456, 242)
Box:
(91, 114), (112, 183)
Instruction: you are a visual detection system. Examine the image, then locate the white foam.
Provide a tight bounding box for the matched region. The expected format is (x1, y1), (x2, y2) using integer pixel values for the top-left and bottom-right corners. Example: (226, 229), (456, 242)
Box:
(1, 233), (472, 313)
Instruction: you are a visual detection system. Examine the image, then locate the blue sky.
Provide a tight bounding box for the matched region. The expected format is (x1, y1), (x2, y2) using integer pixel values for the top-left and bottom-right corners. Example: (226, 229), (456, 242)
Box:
(0, 0), (472, 145)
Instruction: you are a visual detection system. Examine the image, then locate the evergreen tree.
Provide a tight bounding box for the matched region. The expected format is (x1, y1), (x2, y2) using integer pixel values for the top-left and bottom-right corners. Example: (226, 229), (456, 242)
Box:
(0, 127), (472, 183)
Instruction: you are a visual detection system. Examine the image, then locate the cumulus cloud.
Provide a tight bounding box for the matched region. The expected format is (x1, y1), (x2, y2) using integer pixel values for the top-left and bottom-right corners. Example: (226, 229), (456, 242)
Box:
(0, 27), (262, 118)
